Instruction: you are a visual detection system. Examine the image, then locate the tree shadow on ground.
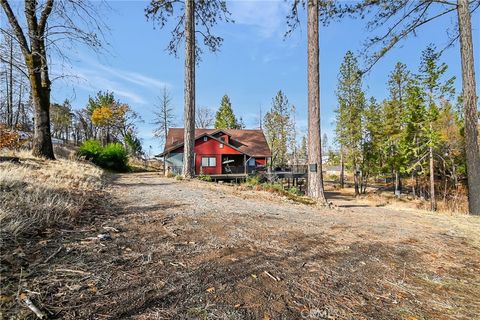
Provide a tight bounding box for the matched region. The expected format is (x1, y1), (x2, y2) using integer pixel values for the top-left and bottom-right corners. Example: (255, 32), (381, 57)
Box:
(81, 231), (455, 320)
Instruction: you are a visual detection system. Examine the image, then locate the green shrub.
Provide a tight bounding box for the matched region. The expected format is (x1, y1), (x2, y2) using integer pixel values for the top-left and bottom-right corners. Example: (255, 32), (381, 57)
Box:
(78, 140), (103, 161)
(198, 173), (212, 182)
(262, 183), (284, 193)
(175, 175), (184, 180)
(100, 143), (129, 171)
(327, 174), (339, 181)
(245, 175), (261, 187)
(78, 140), (129, 172)
(288, 186), (302, 196)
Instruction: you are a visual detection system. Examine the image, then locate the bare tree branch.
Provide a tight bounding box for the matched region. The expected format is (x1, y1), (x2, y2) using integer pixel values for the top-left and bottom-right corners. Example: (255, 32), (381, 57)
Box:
(0, 0), (30, 55)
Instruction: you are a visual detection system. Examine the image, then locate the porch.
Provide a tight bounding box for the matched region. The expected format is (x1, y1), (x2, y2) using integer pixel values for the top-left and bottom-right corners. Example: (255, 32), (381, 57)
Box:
(221, 154), (256, 175)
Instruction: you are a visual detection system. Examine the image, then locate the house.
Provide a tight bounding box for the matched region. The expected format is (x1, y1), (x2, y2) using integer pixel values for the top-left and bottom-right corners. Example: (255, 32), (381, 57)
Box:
(157, 128), (271, 177)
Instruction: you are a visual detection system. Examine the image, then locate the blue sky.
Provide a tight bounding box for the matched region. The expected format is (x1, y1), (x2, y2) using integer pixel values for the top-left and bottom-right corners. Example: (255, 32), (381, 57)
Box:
(49, 0), (480, 155)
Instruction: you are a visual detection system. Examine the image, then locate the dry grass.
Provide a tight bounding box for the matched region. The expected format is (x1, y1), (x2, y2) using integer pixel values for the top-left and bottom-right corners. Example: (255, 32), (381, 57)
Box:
(128, 157), (164, 172)
(0, 149), (104, 243)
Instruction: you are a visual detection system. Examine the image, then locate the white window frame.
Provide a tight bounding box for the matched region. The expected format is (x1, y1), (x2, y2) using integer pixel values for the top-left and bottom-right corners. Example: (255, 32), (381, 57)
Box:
(201, 156), (216, 167)
(203, 136), (208, 142)
(219, 143), (224, 148)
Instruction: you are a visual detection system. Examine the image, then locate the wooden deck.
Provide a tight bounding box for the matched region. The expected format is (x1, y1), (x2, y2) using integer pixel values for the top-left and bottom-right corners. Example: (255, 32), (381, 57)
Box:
(207, 173), (248, 181)
(202, 171), (307, 182)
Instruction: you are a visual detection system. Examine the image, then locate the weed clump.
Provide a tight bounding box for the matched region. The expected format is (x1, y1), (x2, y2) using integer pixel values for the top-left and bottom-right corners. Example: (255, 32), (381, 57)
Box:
(198, 173), (212, 182)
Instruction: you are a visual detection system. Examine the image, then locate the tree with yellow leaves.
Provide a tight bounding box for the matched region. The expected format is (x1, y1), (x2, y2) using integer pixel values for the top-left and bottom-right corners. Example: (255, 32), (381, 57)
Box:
(87, 91), (137, 145)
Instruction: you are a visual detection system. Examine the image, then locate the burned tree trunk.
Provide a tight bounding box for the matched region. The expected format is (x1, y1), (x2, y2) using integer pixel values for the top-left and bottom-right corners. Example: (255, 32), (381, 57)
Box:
(306, 0), (327, 203)
(457, 0), (480, 215)
(182, 0), (196, 178)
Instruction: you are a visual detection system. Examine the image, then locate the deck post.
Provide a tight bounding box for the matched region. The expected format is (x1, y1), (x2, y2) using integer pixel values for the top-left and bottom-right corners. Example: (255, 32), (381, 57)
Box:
(244, 154), (247, 175)
(164, 153), (169, 176)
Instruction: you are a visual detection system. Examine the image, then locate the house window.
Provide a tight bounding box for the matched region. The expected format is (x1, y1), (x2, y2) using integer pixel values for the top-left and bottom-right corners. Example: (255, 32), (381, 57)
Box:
(248, 158), (256, 166)
(220, 137), (225, 142)
(201, 156), (216, 167)
(203, 136), (208, 142)
(219, 143), (224, 148)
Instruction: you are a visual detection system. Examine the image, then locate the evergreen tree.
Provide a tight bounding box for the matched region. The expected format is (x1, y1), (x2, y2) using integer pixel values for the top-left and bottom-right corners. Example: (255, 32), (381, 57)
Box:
(362, 97), (383, 190)
(335, 51), (366, 196)
(322, 133), (328, 156)
(125, 130), (143, 158)
(399, 79), (428, 198)
(383, 62), (411, 194)
(436, 100), (466, 193)
(146, 1), (232, 178)
(289, 105), (299, 165)
(214, 95), (241, 129)
(298, 135), (307, 161)
(264, 90), (292, 168)
(418, 45), (456, 211)
(237, 116), (246, 129)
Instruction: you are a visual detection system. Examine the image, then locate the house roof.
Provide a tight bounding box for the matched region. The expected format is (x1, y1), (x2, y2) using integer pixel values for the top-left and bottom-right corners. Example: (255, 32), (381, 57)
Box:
(159, 128), (271, 157)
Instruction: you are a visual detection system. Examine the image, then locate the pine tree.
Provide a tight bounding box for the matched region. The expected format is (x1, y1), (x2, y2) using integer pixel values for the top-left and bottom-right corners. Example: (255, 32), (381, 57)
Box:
(214, 95), (240, 129)
(324, 0), (480, 214)
(335, 51), (366, 196)
(298, 135), (307, 161)
(436, 100), (465, 195)
(264, 90), (292, 168)
(146, 0), (232, 178)
(398, 80), (428, 199)
(362, 97), (383, 191)
(418, 45), (456, 211)
(384, 62), (411, 195)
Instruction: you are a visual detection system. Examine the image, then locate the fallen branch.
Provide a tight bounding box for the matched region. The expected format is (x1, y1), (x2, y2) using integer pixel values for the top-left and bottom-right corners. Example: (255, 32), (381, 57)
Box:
(103, 226), (119, 232)
(264, 270), (280, 281)
(55, 268), (91, 275)
(43, 246), (62, 264)
(20, 295), (46, 319)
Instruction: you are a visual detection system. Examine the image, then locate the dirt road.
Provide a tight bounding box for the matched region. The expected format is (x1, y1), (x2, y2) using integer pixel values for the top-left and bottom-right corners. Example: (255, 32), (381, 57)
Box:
(8, 173), (480, 319)
(101, 173), (480, 319)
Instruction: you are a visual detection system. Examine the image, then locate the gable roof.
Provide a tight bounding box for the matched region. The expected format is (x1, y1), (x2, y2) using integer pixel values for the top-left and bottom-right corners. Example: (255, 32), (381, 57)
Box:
(159, 128), (271, 157)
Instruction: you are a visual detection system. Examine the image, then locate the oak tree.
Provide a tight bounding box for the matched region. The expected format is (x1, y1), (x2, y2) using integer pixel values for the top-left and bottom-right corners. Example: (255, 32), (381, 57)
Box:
(0, 0), (105, 159)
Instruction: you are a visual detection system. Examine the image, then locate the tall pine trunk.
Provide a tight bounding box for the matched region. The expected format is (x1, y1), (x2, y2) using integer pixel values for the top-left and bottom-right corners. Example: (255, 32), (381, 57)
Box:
(306, 0), (327, 203)
(394, 170), (400, 196)
(458, 0), (480, 215)
(182, 0), (196, 178)
(354, 164), (360, 197)
(340, 147), (345, 188)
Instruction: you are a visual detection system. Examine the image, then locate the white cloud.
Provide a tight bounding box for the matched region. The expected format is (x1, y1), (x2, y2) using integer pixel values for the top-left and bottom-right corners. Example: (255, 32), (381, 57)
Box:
(95, 64), (171, 91)
(62, 57), (171, 105)
(72, 68), (148, 105)
(229, 0), (289, 38)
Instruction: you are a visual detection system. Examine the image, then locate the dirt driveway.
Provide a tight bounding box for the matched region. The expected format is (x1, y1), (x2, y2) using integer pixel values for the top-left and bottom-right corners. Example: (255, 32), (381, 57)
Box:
(7, 173), (480, 319)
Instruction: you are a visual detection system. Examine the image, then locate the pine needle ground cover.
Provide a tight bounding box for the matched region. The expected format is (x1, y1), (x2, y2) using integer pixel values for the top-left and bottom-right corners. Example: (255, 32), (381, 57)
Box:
(0, 151), (105, 318)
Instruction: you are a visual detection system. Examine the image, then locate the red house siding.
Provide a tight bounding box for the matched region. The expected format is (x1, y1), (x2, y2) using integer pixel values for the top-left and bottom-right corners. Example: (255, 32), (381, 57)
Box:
(194, 138), (242, 175)
(167, 136), (269, 175)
